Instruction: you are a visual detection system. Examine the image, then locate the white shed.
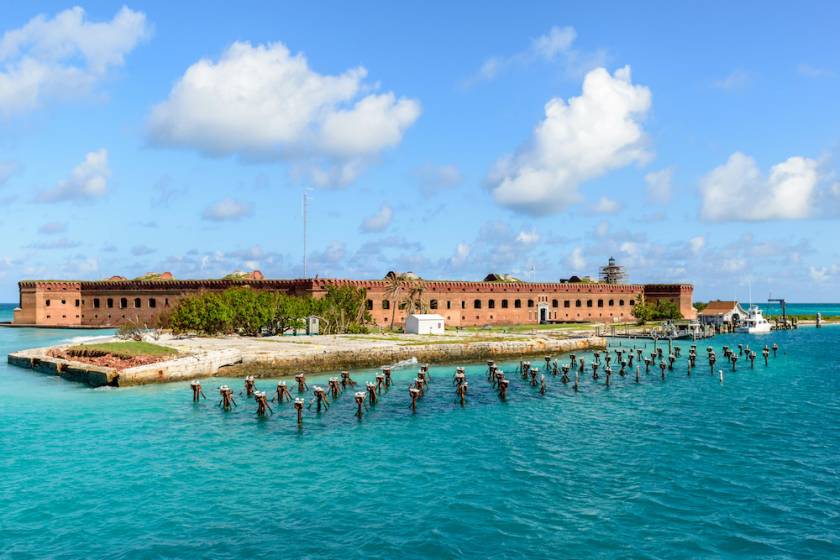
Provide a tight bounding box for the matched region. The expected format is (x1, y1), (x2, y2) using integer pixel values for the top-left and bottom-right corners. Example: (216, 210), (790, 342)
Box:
(404, 314), (445, 335)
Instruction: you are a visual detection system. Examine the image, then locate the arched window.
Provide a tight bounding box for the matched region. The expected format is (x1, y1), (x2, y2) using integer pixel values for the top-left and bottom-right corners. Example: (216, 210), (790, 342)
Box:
(382, 300), (390, 310)
(575, 299), (581, 307)
(149, 298), (157, 308)
(474, 299), (482, 309)
(366, 299), (373, 310)
(514, 299), (522, 309)
(586, 299), (593, 308)
(564, 300), (570, 308)
(120, 298), (127, 309)
(597, 299), (604, 308)
(134, 298), (142, 308)
(552, 299), (558, 308)
(628, 299), (634, 307)
(429, 299), (439, 310)
(608, 299), (614, 306)
(501, 299), (509, 309)
(527, 299), (534, 308)
(620, 299), (625, 306)
(488, 299), (495, 309)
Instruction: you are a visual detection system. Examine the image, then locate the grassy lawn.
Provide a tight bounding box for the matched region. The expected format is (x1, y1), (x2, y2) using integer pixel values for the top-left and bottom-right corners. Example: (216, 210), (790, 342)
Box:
(458, 323), (597, 333)
(66, 341), (178, 359)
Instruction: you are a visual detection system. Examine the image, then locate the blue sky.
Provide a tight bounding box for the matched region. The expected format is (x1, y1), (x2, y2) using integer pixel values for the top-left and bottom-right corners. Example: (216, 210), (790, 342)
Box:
(1, 1), (839, 302)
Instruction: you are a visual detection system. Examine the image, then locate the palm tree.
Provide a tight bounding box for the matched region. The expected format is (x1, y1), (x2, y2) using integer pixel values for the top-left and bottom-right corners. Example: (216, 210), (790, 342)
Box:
(384, 273), (402, 330)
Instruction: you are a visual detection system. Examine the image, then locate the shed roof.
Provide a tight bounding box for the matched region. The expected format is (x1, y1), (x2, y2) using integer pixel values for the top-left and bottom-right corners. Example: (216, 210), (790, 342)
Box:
(698, 300), (740, 316)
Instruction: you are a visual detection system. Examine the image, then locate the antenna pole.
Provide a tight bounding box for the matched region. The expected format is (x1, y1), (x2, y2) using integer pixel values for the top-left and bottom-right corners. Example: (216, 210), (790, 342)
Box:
(303, 191), (308, 278)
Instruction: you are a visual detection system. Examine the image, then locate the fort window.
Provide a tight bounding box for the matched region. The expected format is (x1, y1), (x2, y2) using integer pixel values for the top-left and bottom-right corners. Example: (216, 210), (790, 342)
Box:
(61, 299), (66, 305)
(576, 299), (582, 307)
(398, 302), (407, 310)
(474, 299), (482, 309)
(75, 299), (80, 307)
(119, 298), (127, 309)
(382, 300), (390, 310)
(527, 299), (534, 308)
(430, 299), (438, 310)
(134, 298), (142, 308)
(552, 299), (558, 308)
(461, 301), (466, 309)
(514, 299), (522, 309)
(597, 299), (604, 308)
(620, 299), (625, 306)
(93, 298), (100, 309)
(149, 298), (157, 309)
(365, 299), (373, 310)
(107, 298), (114, 308)
(45, 299), (51, 307)
(564, 300), (570, 308)
(501, 299), (509, 309)
(608, 299), (614, 306)
(446, 301), (452, 310)
(165, 298), (169, 307)
(628, 299), (634, 306)
(587, 300), (593, 307)
(488, 299), (495, 309)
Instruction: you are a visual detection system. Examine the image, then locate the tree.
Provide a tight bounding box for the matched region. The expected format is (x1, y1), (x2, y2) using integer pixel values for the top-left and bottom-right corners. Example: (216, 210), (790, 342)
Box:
(384, 274), (403, 330)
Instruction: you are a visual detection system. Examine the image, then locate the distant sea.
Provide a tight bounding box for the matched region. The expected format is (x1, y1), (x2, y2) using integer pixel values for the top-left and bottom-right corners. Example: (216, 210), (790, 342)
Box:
(738, 302), (840, 317)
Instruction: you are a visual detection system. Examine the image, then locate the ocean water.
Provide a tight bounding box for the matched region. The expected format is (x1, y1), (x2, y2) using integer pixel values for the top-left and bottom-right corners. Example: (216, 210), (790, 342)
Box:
(744, 302), (840, 317)
(1, 304), (839, 559)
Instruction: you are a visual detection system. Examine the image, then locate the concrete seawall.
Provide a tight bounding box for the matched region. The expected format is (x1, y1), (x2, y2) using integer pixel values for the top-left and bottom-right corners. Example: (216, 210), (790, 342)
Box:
(7, 333), (605, 388)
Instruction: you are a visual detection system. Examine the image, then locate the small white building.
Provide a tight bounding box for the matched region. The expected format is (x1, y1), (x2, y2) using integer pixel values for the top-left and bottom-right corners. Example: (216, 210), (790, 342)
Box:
(404, 314), (445, 335)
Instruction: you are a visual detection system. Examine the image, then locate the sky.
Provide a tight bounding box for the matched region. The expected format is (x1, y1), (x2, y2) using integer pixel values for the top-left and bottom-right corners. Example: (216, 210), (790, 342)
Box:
(1, 1), (839, 303)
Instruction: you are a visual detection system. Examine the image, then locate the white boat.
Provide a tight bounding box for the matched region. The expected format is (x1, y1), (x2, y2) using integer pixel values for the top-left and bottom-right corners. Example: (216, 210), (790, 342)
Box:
(735, 305), (772, 334)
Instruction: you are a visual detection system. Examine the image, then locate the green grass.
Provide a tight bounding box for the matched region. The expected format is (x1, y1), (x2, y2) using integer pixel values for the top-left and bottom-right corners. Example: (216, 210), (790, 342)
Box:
(66, 341), (178, 359)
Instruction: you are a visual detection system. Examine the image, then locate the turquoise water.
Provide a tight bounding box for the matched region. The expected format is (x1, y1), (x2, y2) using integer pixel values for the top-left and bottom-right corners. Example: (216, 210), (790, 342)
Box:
(1, 304), (839, 558)
(740, 302), (840, 317)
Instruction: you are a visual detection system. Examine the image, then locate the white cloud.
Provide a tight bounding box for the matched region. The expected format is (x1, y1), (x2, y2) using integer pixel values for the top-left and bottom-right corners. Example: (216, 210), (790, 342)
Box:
(722, 258), (746, 273)
(689, 235), (705, 255)
(360, 205), (393, 233)
(592, 196), (620, 214)
(568, 247), (586, 271)
(202, 198), (252, 221)
(700, 152), (821, 221)
(620, 241), (638, 256)
(415, 164), (462, 194)
(809, 266), (829, 283)
(468, 26), (605, 84)
(645, 168), (672, 203)
(449, 243), (470, 267)
(36, 149), (109, 202)
(516, 229), (540, 245)
(489, 66), (651, 215)
(713, 69), (750, 90)
(148, 41), (420, 186)
(0, 6), (150, 117)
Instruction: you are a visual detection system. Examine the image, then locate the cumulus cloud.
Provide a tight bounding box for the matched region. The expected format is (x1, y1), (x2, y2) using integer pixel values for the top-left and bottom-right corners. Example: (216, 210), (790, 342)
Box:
(148, 41), (420, 186)
(0, 6), (150, 117)
(202, 198), (252, 221)
(592, 196), (620, 214)
(699, 152), (826, 221)
(516, 229), (540, 245)
(689, 235), (705, 255)
(809, 265), (838, 283)
(360, 205), (393, 233)
(467, 25), (605, 85)
(37, 221), (66, 235)
(36, 149), (110, 202)
(568, 247), (586, 271)
(489, 66), (651, 215)
(449, 243), (471, 267)
(415, 164), (462, 194)
(645, 168), (673, 203)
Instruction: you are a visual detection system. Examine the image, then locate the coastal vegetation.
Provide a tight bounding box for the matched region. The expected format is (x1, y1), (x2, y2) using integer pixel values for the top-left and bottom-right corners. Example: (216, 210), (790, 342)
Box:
(632, 298), (682, 324)
(66, 341), (178, 359)
(167, 286), (371, 336)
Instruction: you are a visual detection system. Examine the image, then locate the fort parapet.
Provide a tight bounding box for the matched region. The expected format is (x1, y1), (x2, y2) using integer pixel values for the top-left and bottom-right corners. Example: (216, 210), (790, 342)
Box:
(11, 275), (696, 328)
